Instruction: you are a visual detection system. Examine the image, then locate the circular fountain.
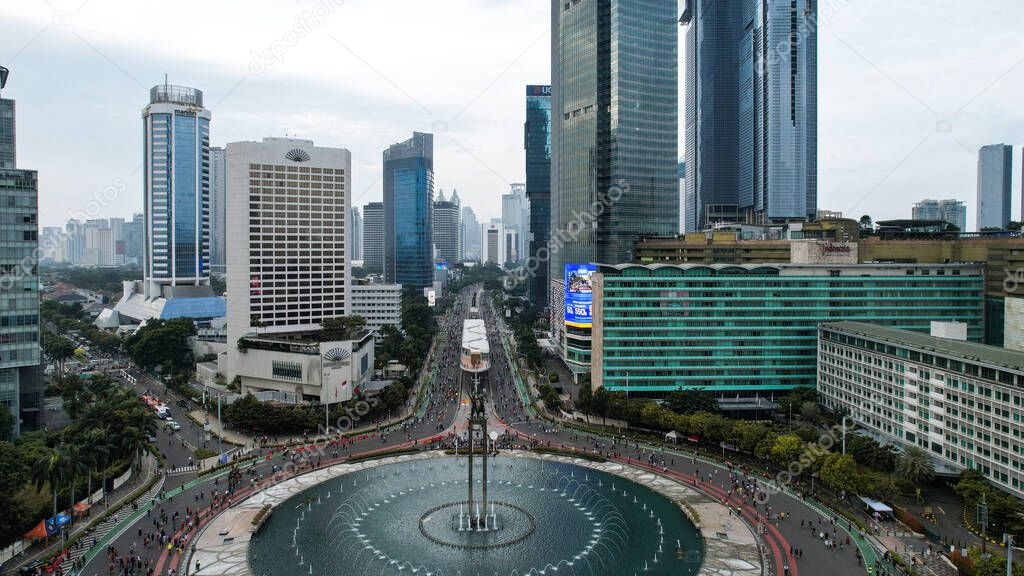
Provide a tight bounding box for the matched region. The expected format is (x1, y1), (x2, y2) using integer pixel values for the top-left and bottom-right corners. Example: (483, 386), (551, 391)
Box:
(248, 455), (703, 576)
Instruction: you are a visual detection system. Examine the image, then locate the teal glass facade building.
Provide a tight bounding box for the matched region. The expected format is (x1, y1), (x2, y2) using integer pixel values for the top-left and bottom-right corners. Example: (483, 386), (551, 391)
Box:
(589, 263), (985, 395)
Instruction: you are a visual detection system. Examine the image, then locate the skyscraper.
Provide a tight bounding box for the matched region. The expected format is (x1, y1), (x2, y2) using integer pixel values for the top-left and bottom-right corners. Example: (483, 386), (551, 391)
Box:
(525, 84), (552, 307)
(461, 206), (480, 261)
(223, 137), (354, 393)
(350, 207), (363, 262)
(383, 132), (434, 289)
(550, 0), (679, 370)
(977, 144), (1012, 230)
(501, 183), (528, 263)
(141, 82), (211, 297)
(682, 0), (818, 231)
(433, 188), (461, 266)
(210, 146), (226, 273)
(912, 199), (967, 232)
(363, 202), (384, 275)
(0, 66), (41, 438)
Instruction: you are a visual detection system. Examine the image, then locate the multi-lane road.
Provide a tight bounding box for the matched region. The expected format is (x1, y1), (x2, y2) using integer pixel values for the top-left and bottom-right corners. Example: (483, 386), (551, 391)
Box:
(65, 285), (889, 576)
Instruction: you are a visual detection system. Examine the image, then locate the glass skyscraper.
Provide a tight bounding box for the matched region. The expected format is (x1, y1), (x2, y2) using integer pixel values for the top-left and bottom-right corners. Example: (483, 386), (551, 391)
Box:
(976, 144), (1012, 230)
(383, 132), (434, 289)
(525, 85), (551, 308)
(550, 0), (679, 370)
(683, 0), (817, 231)
(0, 68), (41, 438)
(142, 83), (212, 297)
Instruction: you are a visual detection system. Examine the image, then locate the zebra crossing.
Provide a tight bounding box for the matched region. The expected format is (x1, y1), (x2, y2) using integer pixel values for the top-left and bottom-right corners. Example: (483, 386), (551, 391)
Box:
(165, 465), (199, 476)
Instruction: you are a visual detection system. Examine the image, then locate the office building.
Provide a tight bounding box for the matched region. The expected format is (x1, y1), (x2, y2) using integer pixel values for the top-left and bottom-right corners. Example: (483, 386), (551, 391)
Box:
(41, 227), (63, 263)
(502, 183), (528, 263)
(350, 282), (402, 338)
(0, 66), (42, 438)
(123, 213), (144, 266)
(461, 206), (480, 261)
(210, 146), (226, 272)
(587, 263), (984, 396)
(525, 84), (552, 307)
(482, 222), (505, 267)
(682, 0), (817, 230)
(383, 132), (434, 289)
(350, 207), (363, 262)
(363, 202), (384, 275)
(141, 82), (211, 296)
(818, 321), (1024, 499)
(0, 67), (13, 170)
(912, 199), (968, 232)
(433, 188), (461, 266)
(977, 144), (1013, 230)
(550, 0), (679, 370)
(225, 137), (351, 336)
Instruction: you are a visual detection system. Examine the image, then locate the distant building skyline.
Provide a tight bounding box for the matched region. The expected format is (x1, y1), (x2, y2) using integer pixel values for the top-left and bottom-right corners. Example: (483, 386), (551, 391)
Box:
(363, 201), (384, 275)
(912, 198), (967, 232)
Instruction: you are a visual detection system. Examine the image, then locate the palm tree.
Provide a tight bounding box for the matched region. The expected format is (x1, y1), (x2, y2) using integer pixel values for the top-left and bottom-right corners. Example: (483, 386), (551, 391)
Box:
(896, 445), (935, 485)
(62, 444), (88, 524)
(32, 446), (68, 523)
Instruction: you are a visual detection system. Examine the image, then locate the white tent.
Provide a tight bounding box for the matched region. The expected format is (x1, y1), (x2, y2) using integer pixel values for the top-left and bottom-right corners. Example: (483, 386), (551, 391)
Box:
(665, 430), (681, 444)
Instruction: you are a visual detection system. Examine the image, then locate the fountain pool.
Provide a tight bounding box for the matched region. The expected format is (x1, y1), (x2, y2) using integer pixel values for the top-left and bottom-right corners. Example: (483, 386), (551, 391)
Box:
(248, 455), (703, 576)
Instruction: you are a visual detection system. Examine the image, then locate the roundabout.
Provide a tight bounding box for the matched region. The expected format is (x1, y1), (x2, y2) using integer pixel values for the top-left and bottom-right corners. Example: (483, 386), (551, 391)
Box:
(188, 451), (761, 576)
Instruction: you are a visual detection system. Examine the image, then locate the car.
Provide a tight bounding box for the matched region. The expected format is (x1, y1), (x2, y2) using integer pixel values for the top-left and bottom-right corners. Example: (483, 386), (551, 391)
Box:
(167, 421), (181, 432)
(176, 399), (188, 408)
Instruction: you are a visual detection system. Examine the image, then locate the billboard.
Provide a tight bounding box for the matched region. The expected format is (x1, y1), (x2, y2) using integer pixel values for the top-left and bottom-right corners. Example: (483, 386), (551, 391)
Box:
(564, 264), (596, 328)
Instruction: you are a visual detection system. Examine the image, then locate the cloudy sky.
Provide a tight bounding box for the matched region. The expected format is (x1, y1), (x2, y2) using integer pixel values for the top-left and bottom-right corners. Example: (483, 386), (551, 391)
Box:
(3, 0), (1024, 230)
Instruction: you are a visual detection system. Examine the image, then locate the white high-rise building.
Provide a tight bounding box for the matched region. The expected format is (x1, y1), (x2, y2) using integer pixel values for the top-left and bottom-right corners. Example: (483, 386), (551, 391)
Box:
(482, 222), (505, 267)
(461, 206), (480, 260)
(501, 184), (528, 262)
(224, 137), (352, 389)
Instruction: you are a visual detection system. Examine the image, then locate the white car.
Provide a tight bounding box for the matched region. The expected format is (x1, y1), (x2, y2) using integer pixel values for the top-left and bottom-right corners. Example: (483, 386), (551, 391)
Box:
(167, 420), (182, 432)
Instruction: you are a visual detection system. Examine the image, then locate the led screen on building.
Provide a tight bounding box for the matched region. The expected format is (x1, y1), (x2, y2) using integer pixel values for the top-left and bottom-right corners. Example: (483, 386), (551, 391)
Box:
(564, 264), (596, 328)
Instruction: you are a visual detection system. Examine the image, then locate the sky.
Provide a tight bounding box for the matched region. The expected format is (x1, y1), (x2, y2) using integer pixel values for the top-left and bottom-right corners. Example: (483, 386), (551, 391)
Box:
(2, 0), (1024, 231)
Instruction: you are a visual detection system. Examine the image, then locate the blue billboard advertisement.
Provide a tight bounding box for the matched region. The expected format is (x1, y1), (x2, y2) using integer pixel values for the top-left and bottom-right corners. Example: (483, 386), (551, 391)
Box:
(564, 264), (596, 328)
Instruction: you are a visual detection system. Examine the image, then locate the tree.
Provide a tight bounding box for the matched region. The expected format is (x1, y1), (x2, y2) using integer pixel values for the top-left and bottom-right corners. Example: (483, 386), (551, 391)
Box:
(319, 316), (367, 342)
(895, 445), (934, 485)
(0, 404), (14, 441)
(123, 318), (197, 373)
(820, 453), (861, 495)
(771, 435), (804, 465)
(0, 441), (32, 544)
(665, 388), (719, 415)
(859, 215), (873, 230)
(42, 334), (75, 375)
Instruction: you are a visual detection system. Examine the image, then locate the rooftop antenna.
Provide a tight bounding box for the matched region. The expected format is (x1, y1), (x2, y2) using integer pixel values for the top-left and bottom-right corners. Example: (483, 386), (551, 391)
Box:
(164, 73), (168, 88)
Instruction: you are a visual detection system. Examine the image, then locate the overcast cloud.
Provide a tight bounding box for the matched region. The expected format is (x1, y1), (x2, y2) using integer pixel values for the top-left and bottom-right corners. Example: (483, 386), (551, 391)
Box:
(2, 0), (1023, 230)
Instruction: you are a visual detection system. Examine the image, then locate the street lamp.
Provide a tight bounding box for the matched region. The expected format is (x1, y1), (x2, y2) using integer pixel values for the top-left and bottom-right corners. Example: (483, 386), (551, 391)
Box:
(842, 416), (851, 455)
